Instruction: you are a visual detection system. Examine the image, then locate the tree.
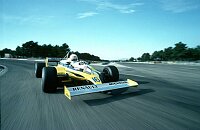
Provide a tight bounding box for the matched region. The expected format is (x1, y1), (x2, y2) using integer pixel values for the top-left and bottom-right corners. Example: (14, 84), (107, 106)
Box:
(151, 51), (157, 61)
(172, 42), (187, 60)
(141, 53), (150, 61)
(57, 43), (70, 57)
(74, 52), (101, 61)
(40, 44), (51, 57)
(137, 57), (141, 61)
(2, 48), (13, 53)
(163, 47), (173, 60)
(129, 57), (135, 62)
(194, 45), (200, 60)
(186, 45), (200, 60)
(16, 46), (24, 57)
(21, 41), (40, 57)
(0, 48), (15, 57)
(0, 50), (3, 57)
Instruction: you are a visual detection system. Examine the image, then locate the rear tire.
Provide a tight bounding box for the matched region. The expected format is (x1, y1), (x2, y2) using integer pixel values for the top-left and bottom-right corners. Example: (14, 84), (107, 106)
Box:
(42, 67), (57, 93)
(35, 62), (45, 78)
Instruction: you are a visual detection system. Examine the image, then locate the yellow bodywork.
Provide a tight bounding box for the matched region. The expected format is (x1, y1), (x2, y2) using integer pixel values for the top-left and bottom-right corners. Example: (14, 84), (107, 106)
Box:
(45, 57), (102, 85)
(127, 79), (138, 86)
(64, 86), (71, 100)
(55, 64), (102, 85)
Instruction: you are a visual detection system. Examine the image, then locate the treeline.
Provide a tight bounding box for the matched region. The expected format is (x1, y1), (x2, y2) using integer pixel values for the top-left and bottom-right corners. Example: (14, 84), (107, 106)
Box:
(0, 41), (101, 61)
(129, 42), (200, 61)
(74, 52), (101, 61)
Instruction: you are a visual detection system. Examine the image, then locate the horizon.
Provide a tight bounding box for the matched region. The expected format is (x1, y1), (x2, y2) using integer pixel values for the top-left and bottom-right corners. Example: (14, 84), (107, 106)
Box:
(1, 0), (200, 60)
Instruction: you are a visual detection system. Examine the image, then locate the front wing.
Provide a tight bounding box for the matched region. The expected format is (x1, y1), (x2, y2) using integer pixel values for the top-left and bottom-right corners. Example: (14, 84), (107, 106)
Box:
(64, 79), (138, 100)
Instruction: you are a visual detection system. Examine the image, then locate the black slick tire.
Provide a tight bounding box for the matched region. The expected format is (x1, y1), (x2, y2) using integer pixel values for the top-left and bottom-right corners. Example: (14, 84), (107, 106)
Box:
(42, 67), (57, 93)
(103, 65), (119, 82)
(103, 66), (127, 95)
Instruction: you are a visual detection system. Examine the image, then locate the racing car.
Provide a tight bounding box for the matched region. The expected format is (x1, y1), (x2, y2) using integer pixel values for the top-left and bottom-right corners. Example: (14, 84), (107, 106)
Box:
(35, 52), (138, 100)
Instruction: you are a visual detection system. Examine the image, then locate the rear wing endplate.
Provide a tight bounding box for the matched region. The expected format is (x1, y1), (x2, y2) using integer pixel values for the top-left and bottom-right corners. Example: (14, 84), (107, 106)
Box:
(64, 79), (138, 100)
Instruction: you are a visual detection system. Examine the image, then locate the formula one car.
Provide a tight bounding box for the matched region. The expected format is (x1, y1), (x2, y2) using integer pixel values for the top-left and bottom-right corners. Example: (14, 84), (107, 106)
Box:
(35, 53), (138, 100)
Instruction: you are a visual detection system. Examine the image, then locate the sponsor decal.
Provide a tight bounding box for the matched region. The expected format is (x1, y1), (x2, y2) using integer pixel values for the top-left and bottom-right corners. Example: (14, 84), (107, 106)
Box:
(72, 85), (98, 91)
(109, 81), (127, 85)
(92, 77), (100, 82)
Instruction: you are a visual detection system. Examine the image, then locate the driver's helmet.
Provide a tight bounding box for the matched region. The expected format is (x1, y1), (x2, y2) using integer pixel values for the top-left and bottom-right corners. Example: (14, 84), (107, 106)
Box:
(69, 54), (78, 62)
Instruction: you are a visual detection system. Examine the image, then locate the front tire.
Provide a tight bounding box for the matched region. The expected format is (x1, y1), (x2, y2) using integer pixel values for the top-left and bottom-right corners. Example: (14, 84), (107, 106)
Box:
(42, 67), (57, 93)
(102, 66), (127, 95)
(103, 65), (119, 82)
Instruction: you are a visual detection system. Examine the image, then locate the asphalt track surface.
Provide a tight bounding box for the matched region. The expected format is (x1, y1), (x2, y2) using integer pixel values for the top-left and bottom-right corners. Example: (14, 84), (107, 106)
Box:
(1, 59), (200, 130)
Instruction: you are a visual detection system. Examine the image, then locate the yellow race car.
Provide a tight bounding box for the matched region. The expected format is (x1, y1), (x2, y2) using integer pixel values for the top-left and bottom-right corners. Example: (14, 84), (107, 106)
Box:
(35, 53), (138, 100)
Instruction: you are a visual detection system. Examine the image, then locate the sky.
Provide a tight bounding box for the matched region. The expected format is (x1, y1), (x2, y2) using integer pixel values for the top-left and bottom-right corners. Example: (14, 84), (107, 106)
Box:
(1, 0), (200, 60)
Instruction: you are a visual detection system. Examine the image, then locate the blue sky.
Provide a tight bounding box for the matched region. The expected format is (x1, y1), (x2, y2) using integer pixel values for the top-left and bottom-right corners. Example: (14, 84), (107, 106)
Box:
(1, 0), (200, 60)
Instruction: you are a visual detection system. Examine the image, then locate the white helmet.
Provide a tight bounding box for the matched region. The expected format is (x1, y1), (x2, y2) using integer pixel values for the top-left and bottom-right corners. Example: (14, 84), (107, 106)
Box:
(69, 54), (78, 61)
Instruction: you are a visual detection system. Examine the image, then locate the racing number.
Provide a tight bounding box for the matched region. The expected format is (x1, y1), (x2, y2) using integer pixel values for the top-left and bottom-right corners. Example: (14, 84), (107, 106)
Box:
(92, 77), (100, 82)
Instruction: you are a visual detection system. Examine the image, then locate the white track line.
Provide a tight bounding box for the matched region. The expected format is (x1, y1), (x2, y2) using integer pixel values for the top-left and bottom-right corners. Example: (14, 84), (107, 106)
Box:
(0, 65), (8, 76)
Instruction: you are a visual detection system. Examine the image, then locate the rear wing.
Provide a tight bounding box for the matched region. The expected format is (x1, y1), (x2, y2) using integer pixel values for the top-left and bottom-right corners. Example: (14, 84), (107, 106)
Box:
(64, 79), (138, 100)
(45, 57), (61, 66)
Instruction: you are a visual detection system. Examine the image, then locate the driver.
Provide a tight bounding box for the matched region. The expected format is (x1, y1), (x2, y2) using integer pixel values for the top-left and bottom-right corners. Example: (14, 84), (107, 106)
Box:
(67, 54), (78, 63)
(66, 54), (80, 69)
(67, 54), (88, 72)
(70, 54), (78, 62)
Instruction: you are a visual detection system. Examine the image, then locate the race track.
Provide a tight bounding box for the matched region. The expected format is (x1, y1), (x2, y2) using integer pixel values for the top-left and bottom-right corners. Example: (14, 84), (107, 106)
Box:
(1, 59), (200, 130)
